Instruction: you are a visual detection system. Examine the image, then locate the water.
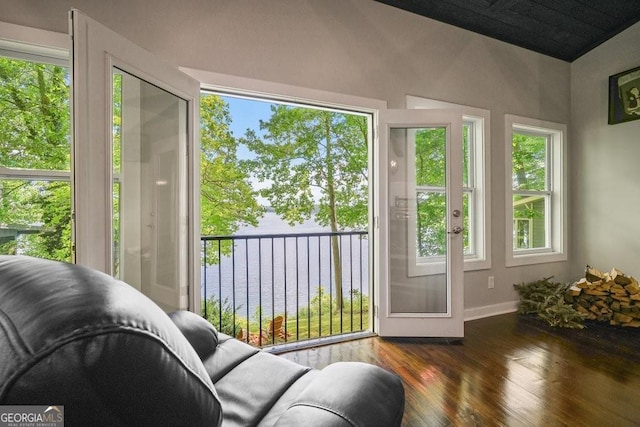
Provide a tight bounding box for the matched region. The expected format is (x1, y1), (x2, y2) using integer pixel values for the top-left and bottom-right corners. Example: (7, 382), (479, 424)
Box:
(201, 211), (369, 319)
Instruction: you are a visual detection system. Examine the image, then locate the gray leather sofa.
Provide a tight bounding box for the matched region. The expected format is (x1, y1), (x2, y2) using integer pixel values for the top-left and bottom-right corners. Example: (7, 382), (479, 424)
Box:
(0, 256), (404, 426)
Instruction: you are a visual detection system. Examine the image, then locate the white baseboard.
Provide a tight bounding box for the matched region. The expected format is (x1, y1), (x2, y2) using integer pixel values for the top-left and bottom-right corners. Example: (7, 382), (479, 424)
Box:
(464, 301), (519, 322)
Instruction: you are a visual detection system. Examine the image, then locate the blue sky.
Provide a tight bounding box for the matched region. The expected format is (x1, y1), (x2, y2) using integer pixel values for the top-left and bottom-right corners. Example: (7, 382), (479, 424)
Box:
(223, 95), (271, 137)
(222, 95), (274, 160)
(219, 95), (275, 203)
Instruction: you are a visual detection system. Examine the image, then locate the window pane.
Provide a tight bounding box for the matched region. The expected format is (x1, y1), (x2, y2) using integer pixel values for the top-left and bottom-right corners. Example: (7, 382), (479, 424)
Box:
(462, 191), (471, 255)
(416, 191), (446, 257)
(0, 179), (71, 261)
(513, 218), (532, 249)
(415, 127), (446, 187)
(512, 132), (546, 191)
(513, 194), (547, 249)
(112, 67), (188, 312)
(0, 57), (70, 171)
(463, 123), (470, 188)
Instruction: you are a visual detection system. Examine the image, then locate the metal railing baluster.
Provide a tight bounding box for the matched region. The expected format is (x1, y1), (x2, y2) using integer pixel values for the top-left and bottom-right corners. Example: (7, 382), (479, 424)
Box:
(200, 231), (368, 347)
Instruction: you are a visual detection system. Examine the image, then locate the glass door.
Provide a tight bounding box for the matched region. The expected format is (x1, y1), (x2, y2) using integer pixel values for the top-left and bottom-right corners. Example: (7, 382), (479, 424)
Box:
(71, 10), (200, 311)
(113, 69), (189, 311)
(377, 109), (464, 337)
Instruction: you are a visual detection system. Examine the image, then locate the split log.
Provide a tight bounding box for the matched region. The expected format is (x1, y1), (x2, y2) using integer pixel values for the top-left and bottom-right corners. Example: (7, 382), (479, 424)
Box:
(613, 312), (634, 323)
(611, 268), (632, 285)
(625, 282), (640, 295)
(585, 265), (604, 282)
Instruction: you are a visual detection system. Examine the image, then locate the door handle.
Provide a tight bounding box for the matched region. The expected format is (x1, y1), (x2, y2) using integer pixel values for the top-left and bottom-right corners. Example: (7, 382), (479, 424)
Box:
(448, 226), (463, 234)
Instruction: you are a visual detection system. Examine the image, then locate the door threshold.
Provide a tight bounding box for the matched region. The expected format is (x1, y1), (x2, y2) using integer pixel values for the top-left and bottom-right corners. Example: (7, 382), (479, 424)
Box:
(264, 331), (376, 355)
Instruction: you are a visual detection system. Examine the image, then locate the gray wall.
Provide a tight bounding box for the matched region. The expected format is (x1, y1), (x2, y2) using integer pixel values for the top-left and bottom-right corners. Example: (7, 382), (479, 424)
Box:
(570, 22), (640, 280)
(0, 0), (576, 315)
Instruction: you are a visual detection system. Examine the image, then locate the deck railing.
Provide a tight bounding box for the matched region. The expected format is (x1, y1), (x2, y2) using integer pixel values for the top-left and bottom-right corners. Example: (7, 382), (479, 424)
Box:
(201, 231), (369, 347)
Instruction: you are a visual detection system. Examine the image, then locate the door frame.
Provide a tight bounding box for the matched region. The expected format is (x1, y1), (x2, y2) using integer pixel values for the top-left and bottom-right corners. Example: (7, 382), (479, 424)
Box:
(184, 68), (391, 331)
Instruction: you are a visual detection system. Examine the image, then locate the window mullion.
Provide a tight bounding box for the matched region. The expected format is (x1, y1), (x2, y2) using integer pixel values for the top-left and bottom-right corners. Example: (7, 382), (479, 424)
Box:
(0, 166), (71, 181)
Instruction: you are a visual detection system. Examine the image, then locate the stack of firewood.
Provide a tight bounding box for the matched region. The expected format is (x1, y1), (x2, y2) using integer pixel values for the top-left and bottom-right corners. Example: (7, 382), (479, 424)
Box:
(567, 266), (640, 327)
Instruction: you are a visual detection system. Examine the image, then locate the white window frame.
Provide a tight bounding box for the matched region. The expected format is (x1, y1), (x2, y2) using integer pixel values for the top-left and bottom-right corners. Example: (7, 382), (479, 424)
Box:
(406, 96), (491, 273)
(0, 22), (68, 63)
(505, 114), (567, 266)
(0, 23), (72, 256)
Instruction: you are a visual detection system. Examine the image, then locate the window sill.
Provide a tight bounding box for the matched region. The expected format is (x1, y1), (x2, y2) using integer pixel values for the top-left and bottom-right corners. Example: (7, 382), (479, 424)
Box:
(506, 251), (567, 267)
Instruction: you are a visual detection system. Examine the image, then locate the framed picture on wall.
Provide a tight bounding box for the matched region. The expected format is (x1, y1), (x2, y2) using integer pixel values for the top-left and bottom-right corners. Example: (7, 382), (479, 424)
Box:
(608, 65), (640, 125)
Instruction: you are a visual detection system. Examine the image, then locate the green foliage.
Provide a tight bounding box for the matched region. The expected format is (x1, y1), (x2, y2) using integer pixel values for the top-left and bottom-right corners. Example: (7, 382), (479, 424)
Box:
(214, 286), (370, 347)
(0, 58), (70, 170)
(514, 277), (586, 329)
(200, 94), (264, 264)
(201, 296), (242, 336)
(512, 132), (546, 191)
(0, 57), (71, 262)
(306, 286), (369, 319)
(415, 128), (446, 187)
(294, 287), (369, 337)
(242, 106), (368, 230)
(23, 182), (72, 260)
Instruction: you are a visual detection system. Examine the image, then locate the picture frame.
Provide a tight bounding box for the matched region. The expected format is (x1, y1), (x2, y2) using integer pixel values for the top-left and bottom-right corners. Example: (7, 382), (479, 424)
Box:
(608, 65), (640, 125)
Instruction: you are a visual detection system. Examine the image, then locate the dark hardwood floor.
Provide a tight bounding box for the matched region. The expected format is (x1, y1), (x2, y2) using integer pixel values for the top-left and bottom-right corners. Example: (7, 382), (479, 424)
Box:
(279, 312), (640, 426)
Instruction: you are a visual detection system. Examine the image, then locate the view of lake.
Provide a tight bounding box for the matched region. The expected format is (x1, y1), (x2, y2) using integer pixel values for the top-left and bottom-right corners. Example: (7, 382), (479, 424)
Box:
(201, 211), (369, 319)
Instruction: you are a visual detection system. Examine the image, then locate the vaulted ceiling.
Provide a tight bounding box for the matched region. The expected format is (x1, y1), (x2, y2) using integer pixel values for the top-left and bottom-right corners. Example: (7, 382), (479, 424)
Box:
(374, 0), (640, 62)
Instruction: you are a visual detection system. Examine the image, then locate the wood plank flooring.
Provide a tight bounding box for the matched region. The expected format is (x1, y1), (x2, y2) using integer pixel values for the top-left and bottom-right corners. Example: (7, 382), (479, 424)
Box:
(279, 312), (640, 426)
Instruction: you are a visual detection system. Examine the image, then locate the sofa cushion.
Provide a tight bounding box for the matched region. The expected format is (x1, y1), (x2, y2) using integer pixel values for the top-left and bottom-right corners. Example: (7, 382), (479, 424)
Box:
(274, 362), (405, 426)
(0, 256), (222, 427)
(168, 303), (405, 426)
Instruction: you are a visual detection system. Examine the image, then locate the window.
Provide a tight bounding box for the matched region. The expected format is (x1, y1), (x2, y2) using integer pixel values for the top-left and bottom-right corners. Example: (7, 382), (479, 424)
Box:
(505, 115), (566, 266)
(406, 96), (490, 273)
(0, 26), (71, 262)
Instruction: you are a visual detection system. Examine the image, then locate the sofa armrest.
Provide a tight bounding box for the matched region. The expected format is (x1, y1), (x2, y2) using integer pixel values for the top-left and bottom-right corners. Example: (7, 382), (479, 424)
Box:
(168, 310), (219, 360)
(275, 362), (404, 427)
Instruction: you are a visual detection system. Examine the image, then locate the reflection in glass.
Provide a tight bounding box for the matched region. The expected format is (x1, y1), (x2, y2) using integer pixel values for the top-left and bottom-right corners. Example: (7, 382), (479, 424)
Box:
(112, 67), (188, 311)
(389, 127), (448, 314)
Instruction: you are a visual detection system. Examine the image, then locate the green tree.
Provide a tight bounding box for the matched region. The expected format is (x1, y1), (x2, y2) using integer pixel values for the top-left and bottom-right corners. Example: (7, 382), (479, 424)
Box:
(512, 133), (546, 191)
(200, 93), (264, 261)
(512, 133), (546, 226)
(243, 106), (369, 309)
(0, 57), (71, 261)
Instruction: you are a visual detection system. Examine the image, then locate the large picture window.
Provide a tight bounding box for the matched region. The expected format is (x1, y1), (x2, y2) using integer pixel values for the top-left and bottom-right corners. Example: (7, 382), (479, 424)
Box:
(506, 115), (567, 266)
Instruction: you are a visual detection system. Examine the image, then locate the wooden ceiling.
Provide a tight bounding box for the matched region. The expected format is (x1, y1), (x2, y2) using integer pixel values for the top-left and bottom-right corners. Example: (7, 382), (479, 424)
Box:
(374, 0), (640, 62)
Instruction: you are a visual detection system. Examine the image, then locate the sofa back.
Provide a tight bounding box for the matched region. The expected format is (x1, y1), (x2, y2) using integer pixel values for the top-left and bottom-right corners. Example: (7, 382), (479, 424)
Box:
(0, 256), (222, 426)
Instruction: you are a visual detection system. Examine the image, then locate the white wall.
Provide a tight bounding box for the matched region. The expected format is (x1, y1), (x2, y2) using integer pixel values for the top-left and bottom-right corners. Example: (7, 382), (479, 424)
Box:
(0, 0), (573, 315)
(570, 22), (640, 280)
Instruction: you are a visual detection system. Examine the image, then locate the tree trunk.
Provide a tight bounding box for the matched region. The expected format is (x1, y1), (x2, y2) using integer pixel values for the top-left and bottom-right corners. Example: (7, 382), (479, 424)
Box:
(324, 116), (343, 312)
